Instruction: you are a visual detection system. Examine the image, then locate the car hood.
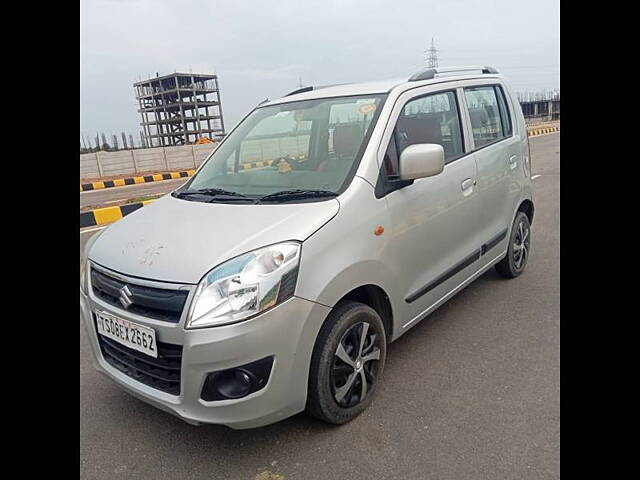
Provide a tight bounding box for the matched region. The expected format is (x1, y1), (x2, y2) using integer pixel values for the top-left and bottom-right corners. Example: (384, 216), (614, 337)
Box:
(89, 194), (340, 284)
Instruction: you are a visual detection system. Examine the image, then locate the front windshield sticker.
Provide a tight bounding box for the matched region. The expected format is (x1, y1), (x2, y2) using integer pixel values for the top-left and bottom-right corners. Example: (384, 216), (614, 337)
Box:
(359, 103), (377, 114)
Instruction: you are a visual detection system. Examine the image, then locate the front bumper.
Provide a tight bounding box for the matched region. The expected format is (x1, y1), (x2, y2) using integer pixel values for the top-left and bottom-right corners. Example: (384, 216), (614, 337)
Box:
(80, 277), (330, 429)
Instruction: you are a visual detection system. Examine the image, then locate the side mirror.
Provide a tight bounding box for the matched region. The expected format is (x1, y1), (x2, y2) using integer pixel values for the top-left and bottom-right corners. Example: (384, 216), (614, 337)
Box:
(399, 144), (445, 181)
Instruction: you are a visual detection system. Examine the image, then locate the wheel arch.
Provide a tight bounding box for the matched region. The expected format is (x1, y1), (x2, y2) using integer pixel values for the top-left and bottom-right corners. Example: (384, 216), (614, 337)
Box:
(334, 284), (394, 343)
(517, 198), (535, 225)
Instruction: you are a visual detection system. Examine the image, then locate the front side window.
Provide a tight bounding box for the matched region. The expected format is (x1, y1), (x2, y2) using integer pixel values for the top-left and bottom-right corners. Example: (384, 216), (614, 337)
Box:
(181, 95), (386, 202)
(382, 90), (465, 177)
(464, 85), (512, 148)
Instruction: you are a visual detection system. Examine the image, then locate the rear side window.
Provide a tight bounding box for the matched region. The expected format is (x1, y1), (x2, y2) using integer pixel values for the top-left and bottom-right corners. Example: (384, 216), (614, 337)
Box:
(464, 85), (512, 148)
(382, 90), (464, 175)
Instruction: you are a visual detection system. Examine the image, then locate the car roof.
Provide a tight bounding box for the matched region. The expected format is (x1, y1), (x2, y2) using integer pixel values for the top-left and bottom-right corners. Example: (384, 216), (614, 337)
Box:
(262, 67), (503, 107)
(264, 78), (407, 105)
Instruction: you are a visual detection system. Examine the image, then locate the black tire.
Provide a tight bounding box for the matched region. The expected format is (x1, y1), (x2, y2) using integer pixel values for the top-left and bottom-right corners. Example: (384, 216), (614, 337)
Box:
(495, 211), (531, 278)
(307, 301), (386, 425)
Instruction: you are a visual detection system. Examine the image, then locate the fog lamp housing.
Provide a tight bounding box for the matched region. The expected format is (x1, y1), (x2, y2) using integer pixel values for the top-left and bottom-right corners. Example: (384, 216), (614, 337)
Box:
(200, 356), (274, 401)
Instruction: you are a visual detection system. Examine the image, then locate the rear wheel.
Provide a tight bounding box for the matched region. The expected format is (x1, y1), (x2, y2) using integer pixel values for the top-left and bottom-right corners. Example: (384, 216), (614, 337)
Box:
(495, 211), (531, 278)
(307, 301), (386, 424)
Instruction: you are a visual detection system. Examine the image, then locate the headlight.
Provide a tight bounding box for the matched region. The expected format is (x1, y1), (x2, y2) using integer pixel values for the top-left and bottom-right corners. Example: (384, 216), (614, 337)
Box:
(186, 242), (301, 329)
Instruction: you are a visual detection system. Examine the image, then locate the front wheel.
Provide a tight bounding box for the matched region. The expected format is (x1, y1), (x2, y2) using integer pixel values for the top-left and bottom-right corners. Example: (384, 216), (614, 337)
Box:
(306, 301), (386, 425)
(495, 211), (531, 278)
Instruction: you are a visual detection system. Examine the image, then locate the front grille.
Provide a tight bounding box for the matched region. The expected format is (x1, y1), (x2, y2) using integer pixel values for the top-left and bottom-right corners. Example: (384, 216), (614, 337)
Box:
(95, 318), (183, 395)
(91, 267), (188, 323)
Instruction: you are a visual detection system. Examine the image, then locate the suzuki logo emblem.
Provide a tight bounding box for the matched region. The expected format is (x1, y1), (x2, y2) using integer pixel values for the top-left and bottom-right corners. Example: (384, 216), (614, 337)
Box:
(118, 285), (133, 309)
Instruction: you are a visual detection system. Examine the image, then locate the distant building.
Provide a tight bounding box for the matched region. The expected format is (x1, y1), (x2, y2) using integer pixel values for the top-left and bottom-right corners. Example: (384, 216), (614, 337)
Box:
(134, 72), (225, 147)
(519, 98), (560, 121)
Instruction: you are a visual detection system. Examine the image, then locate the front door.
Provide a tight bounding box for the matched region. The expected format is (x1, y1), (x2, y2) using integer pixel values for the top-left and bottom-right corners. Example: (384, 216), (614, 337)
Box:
(377, 86), (481, 329)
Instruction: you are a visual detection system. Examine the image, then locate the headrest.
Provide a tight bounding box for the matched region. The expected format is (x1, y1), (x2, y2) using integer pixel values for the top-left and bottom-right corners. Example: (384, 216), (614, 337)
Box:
(396, 115), (442, 149)
(469, 109), (489, 126)
(333, 124), (362, 158)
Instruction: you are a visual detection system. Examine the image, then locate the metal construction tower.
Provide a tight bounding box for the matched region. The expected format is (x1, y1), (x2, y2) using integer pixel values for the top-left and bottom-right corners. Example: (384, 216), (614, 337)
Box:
(134, 72), (225, 147)
(426, 37), (439, 68)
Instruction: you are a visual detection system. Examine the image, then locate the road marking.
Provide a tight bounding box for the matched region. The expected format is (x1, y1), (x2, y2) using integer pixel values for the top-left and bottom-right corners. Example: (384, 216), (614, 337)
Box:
(80, 225), (107, 235)
(83, 192), (168, 209)
(80, 178), (187, 194)
(531, 175), (541, 180)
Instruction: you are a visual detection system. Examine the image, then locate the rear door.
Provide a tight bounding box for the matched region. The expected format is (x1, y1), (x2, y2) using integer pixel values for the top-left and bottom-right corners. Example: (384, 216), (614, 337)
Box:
(460, 82), (521, 257)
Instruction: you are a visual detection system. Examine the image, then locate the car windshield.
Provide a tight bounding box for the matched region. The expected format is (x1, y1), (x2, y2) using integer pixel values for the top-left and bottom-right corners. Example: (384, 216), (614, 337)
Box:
(179, 94), (386, 202)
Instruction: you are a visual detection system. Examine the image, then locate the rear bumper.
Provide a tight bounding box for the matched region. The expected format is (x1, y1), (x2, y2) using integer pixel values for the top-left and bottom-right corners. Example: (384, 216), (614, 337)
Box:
(80, 289), (330, 429)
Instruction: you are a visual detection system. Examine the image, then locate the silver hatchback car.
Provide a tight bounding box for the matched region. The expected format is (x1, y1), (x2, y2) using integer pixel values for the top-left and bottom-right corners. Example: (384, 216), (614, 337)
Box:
(80, 65), (533, 429)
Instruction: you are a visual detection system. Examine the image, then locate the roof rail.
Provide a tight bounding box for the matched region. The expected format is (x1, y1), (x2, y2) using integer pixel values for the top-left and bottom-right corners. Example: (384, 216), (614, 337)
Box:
(284, 82), (351, 97)
(285, 86), (314, 96)
(408, 65), (499, 82)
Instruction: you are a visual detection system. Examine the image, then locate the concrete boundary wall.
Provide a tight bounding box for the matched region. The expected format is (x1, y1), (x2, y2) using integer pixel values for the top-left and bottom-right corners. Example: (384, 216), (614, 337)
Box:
(81, 144), (216, 180)
(81, 121), (558, 180)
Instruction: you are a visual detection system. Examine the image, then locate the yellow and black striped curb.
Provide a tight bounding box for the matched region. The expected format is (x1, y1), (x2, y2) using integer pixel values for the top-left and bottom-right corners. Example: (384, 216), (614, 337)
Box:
(80, 170), (195, 192)
(239, 159), (275, 170)
(527, 125), (559, 137)
(80, 200), (156, 228)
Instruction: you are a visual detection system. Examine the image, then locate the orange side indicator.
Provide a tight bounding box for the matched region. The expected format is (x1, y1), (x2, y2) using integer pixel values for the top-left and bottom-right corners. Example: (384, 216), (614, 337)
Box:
(374, 225), (384, 236)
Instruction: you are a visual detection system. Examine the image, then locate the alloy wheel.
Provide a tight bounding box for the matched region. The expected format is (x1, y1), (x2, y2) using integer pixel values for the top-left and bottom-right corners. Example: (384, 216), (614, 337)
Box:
(513, 219), (530, 270)
(331, 322), (381, 408)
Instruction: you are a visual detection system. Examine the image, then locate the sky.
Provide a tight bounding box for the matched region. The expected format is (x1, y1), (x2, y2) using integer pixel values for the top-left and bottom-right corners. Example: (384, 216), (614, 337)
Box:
(80, 0), (559, 145)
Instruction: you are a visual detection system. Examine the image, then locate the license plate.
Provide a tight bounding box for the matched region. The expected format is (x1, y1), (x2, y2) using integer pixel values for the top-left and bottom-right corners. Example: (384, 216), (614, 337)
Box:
(95, 311), (158, 358)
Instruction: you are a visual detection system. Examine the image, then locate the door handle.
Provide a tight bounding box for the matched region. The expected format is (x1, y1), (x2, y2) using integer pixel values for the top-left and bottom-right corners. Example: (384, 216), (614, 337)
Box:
(509, 155), (517, 169)
(461, 178), (474, 191)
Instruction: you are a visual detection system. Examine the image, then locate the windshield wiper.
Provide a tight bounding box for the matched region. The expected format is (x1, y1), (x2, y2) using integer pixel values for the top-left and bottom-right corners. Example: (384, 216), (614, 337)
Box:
(257, 189), (338, 203)
(173, 188), (252, 200)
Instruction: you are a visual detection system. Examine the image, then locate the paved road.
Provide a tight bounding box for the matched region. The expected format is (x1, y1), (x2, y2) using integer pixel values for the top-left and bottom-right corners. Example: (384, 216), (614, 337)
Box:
(80, 133), (559, 480)
(80, 177), (188, 209)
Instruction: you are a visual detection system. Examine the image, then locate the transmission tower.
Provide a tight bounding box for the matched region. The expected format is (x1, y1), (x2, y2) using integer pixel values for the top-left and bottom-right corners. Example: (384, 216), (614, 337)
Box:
(425, 37), (439, 68)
